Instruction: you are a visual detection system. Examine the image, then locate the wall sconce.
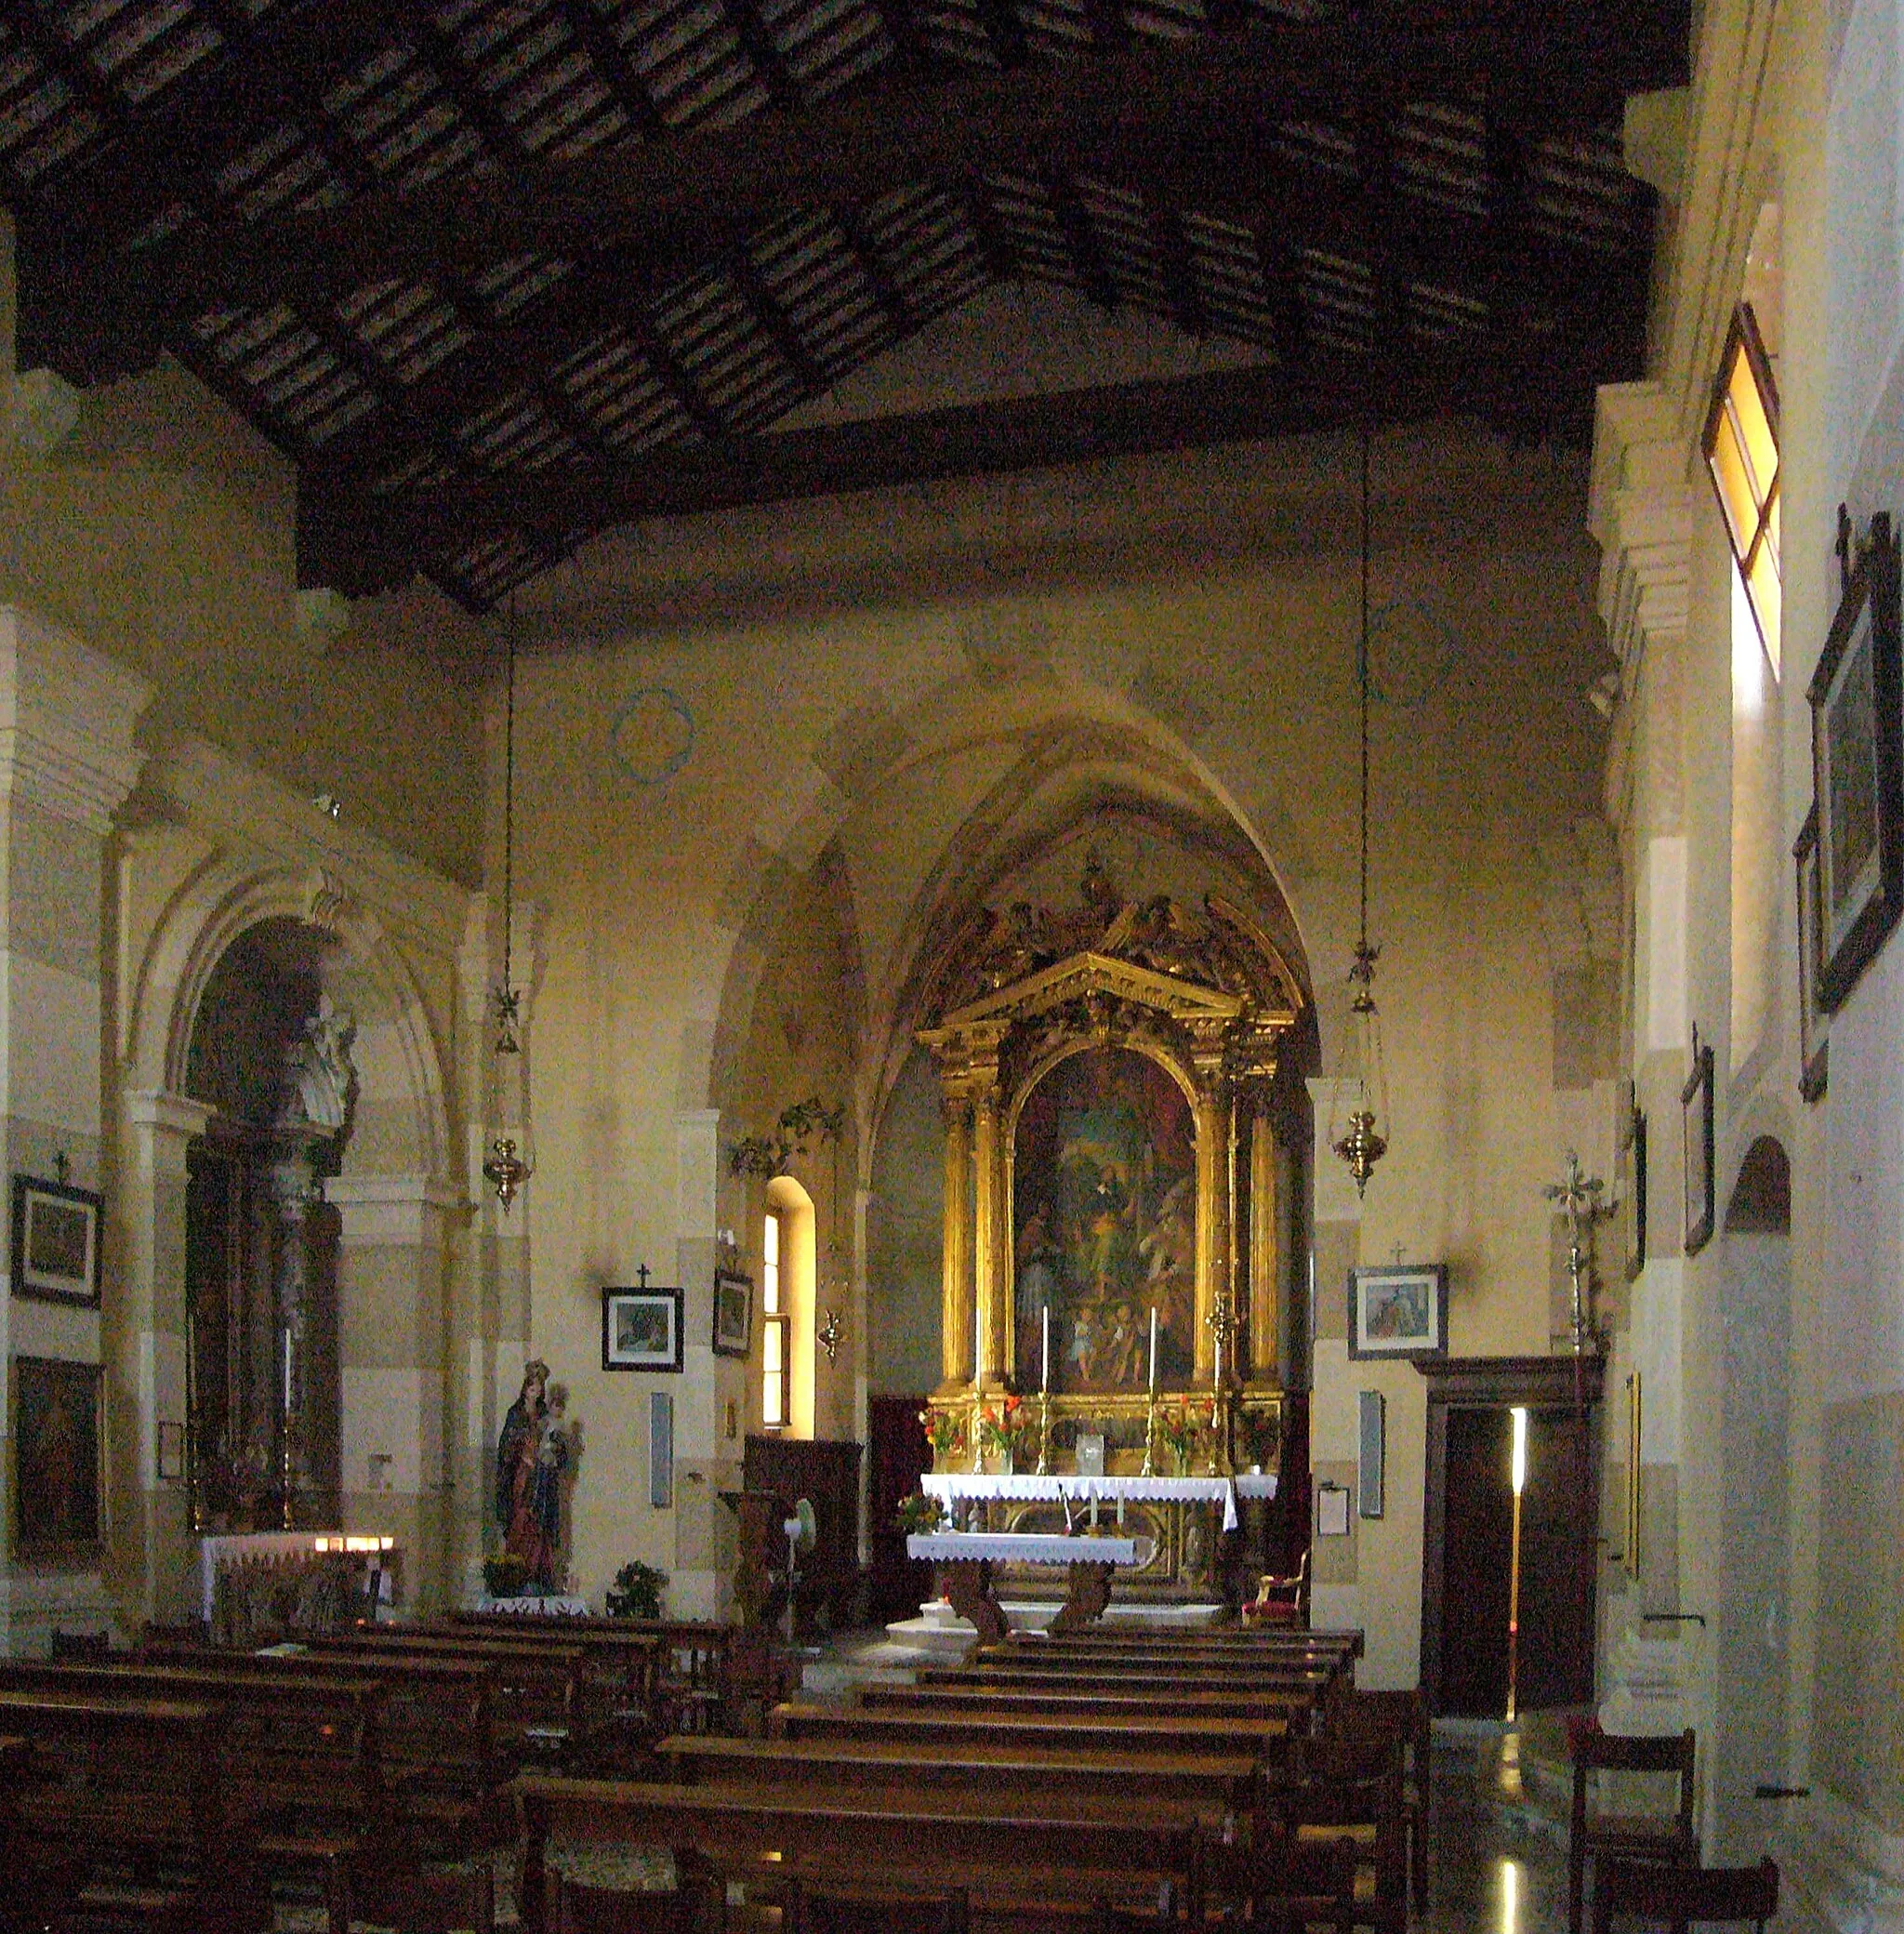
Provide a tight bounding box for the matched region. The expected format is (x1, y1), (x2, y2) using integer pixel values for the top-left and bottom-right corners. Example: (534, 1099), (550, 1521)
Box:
(817, 1307), (844, 1364)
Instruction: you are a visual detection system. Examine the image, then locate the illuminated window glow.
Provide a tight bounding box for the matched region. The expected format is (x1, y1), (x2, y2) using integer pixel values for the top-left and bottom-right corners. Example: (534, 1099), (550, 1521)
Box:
(761, 1208), (788, 1428)
(1702, 303), (1781, 679)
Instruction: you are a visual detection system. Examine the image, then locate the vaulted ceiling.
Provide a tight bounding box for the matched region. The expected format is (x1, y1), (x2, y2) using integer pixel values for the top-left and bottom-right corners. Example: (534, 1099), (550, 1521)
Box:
(0, 0), (1686, 613)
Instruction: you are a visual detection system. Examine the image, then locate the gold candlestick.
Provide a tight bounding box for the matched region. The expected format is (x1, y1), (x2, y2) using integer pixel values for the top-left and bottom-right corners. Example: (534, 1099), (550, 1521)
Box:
(1140, 1395), (1158, 1478)
(1036, 1390), (1052, 1476)
(1206, 1288), (1236, 1477)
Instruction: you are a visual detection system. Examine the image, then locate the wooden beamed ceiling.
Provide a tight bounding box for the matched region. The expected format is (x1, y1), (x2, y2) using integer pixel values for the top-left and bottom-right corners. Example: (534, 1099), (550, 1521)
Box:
(0, 0), (1688, 613)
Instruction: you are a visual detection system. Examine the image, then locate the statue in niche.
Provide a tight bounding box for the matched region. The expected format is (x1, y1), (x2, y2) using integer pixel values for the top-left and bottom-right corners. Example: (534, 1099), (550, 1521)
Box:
(275, 995), (357, 1139)
(496, 1360), (570, 1593)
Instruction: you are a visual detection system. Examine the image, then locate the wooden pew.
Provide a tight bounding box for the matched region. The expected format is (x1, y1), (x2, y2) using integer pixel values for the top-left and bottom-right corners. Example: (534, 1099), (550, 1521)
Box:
(919, 1662), (1336, 1696)
(654, 1731), (1260, 1811)
(769, 1698), (1290, 1761)
(411, 1616), (659, 1716)
(516, 1774), (1209, 1934)
(859, 1682), (1318, 1725)
(0, 1658), (383, 1934)
(0, 1689), (268, 1934)
(139, 1643), (507, 1856)
(307, 1629), (595, 1761)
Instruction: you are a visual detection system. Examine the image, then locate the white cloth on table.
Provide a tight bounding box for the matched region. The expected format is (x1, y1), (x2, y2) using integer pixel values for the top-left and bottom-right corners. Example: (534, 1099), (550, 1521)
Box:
(920, 1472), (1263, 1533)
(906, 1530), (1150, 1567)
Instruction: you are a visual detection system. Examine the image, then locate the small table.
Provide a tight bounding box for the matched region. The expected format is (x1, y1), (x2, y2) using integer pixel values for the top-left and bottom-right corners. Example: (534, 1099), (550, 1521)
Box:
(906, 1530), (1151, 1644)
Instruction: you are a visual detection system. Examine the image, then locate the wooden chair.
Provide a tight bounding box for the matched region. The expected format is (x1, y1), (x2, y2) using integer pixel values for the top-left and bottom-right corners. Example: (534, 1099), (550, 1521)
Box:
(1591, 1857), (1778, 1933)
(1246, 1552), (1309, 1628)
(1245, 1834), (1360, 1934)
(1337, 1689), (1430, 1914)
(1569, 1727), (1699, 1934)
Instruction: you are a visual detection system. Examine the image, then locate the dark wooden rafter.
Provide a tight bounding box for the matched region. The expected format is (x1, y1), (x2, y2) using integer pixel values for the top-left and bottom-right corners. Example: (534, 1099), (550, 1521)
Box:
(302, 344), (1575, 597)
(1153, 207), (1208, 340)
(0, 0), (1683, 607)
(45, 7), (1673, 332)
(550, 0), (668, 136)
(1048, 173), (1118, 311)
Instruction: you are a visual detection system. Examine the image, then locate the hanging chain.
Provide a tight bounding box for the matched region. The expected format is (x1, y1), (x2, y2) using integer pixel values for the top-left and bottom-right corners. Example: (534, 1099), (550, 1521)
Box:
(1357, 420), (1371, 958)
(502, 592), (517, 1000)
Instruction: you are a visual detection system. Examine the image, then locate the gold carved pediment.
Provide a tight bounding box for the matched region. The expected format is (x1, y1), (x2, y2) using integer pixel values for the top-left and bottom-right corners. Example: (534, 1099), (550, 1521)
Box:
(935, 950), (1248, 1032)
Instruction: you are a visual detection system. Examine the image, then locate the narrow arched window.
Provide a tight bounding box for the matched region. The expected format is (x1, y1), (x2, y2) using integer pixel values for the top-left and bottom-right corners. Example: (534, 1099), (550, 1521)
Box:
(761, 1206), (789, 1429)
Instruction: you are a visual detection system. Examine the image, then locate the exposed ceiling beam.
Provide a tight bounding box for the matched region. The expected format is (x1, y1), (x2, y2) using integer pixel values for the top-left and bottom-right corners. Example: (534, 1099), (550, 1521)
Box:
(300, 346), (1591, 603)
(67, 7), (1678, 329)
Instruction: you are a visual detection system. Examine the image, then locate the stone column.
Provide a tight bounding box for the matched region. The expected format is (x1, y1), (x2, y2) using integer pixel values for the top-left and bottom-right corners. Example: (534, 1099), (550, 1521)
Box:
(1191, 1049), (1232, 1381)
(937, 1091), (973, 1392)
(1249, 1098), (1280, 1381)
(0, 610), (150, 1653)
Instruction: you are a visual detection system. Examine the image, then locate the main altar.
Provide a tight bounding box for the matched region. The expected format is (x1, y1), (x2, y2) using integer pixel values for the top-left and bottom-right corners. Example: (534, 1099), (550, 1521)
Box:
(915, 861), (1306, 1603)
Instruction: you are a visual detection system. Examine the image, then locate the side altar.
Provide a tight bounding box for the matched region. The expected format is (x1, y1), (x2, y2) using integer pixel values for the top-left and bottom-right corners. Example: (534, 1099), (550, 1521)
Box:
(915, 861), (1307, 1602)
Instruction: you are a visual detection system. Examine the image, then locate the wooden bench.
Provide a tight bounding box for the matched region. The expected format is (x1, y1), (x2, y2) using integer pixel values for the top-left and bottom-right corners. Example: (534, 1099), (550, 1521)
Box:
(919, 1662), (1336, 1696)
(860, 1682), (1319, 1725)
(769, 1698), (1290, 1761)
(139, 1642), (508, 1857)
(516, 1774), (1209, 1934)
(308, 1629), (595, 1762)
(0, 1659), (383, 1934)
(655, 1731), (1260, 1810)
(0, 1689), (268, 1934)
(414, 1617), (659, 1719)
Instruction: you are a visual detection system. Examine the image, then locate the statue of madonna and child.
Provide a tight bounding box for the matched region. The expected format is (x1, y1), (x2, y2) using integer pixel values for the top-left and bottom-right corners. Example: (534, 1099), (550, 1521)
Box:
(494, 1358), (571, 1594)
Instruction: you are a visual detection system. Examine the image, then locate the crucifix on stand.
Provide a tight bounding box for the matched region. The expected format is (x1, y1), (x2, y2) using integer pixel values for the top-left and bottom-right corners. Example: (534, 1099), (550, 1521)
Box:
(1545, 1151), (1608, 1355)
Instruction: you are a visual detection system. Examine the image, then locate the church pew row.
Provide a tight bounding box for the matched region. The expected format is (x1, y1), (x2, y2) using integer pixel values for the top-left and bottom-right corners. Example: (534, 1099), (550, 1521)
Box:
(654, 1730), (1262, 1812)
(0, 1689), (271, 1934)
(408, 1616), (661, 1712)
(917, 1662), (1338, 1697)
(856, 1682), (1324, 1727)
(0, 1660), (381, 1933)
(139, 1643), (510, 1853)
(769, 1697), (1292, 1760)
(515, 1774), (1210, 1934)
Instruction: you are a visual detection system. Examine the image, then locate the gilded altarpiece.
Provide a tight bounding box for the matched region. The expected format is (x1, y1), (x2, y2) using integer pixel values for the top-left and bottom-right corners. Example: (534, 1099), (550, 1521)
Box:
(918, 867), (1304, 1595)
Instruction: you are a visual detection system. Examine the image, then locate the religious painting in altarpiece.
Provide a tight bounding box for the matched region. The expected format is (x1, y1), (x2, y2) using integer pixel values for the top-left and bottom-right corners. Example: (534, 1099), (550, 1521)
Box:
(1014, 1046), (1197, 1395)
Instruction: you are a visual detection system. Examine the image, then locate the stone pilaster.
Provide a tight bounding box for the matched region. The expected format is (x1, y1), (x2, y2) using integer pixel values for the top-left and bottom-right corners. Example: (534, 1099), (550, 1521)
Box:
(0, 607), (152, 1651)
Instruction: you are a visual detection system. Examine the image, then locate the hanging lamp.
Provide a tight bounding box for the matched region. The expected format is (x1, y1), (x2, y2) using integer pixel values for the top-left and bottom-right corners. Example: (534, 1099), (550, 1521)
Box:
(483, 593), (533, 1212)
(1328, 424), (1391, 1198)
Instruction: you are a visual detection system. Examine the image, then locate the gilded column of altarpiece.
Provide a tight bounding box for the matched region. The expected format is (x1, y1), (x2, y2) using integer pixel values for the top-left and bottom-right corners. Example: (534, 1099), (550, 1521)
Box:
(915, 866), (1305, 1586)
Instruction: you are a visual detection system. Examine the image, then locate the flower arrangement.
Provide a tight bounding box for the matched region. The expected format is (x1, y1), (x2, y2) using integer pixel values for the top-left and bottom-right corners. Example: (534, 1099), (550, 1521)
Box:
(977, 1394), (1032, 1464)
(893, 1492), (945, 1536)
(919, 1406), (965, 1464)
(605, 1558), (668, 1620)
(483, 1549), (531, 1599)
(1155, 1401), (1200, 1473)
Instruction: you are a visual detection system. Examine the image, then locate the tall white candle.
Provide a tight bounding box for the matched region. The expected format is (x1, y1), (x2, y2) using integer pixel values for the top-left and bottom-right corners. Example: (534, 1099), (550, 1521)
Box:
(1148, 1306), (1158, 1396)
(1041, 1306), (1051, 1394)
(283, 1330), (293, 1412)
(1215, 1328), (1223, 1388)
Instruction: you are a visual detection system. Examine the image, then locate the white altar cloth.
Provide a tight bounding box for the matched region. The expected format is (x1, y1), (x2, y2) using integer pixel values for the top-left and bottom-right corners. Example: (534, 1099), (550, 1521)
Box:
(199, 1531), (395, 1620)
(920, 1471), (1276, 1535)
(906, 1530), (1149, 1567)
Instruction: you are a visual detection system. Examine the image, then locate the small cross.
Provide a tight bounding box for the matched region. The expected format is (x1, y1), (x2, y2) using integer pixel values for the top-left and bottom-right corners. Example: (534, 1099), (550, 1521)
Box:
(635, 1264), (651, 1290)
(53, 1150), (70, 1185)
(1391, 1243), (1406, 1267)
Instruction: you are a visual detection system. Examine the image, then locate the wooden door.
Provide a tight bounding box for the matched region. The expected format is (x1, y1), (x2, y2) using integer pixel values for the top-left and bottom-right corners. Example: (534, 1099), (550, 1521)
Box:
(866, 1396), (932, 1623)
(1515, 1405), (1598, 1710)
(1436, 1406), (1514, 1716)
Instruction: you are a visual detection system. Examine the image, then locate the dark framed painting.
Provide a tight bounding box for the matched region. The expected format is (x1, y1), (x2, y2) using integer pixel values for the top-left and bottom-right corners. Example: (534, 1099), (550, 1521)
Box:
(1682, 1037), (1715, 1256)
(11, 1174), (103, 1307)
(1794, 804), (1830, 1102)
(1619, 1096), (1647, 1283)
(1347, 1263), (1448, 1359)
(13, 1356), (102, 1556)
(712, 1268), (754, 1358)
(602, 1286), (684, 1371)
(1807, 512), (1903, 1013)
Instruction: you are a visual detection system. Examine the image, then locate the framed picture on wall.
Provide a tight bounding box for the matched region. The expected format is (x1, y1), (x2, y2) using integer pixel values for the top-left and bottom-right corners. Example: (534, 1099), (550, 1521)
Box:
(602, 1285), (684, 1372)
(1807, 510), (1903, 1013)
(1794, 805), (1830, 1102)
(13, 1356), (102, 1556)
(11, 1174), (103, 1308)
(1682, 1033), (1715, 1256)
(712, 1268), (754, 1358)
(1347, 1263), (1448, 1360)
